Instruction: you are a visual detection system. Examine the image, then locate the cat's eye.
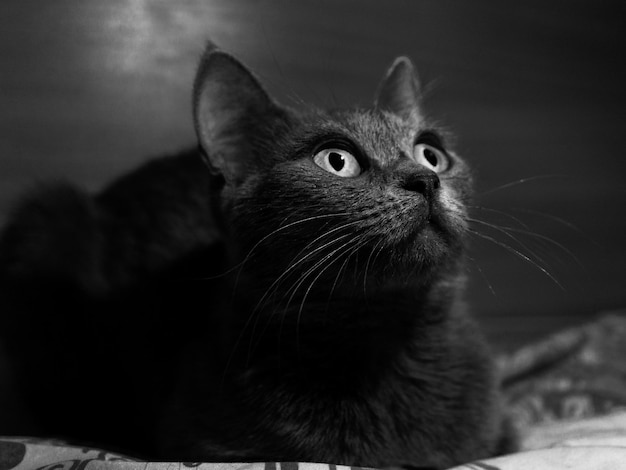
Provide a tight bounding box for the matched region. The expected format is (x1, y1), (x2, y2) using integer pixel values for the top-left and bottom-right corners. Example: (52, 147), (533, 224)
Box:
(313, 148), (362, 177)
(413, 144), (449, 173)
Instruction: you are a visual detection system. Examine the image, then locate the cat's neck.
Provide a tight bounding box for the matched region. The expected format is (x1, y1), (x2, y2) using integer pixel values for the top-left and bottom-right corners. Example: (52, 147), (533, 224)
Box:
(219, 271), (462, 382)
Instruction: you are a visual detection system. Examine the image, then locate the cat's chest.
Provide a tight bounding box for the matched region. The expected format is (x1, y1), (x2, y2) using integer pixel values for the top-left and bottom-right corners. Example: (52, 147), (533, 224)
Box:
(181, 371), (451, 466)
(164, 307), (498, 465)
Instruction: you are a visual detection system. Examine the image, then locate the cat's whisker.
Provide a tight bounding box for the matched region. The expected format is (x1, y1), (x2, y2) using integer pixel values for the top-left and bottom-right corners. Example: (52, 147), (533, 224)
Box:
(244, 221), (367, 364)
(283, 233), (368, 307)
(203, 213), (350, 285)
(327, 253), (351, 305)
(239, 212), (349, 266)
(363, 237), (385, 296)
(323, 231), (379, 310)
(478, 174), (571, 198)
(294, 238), (367, 355)
(404, 255), (423, 286)
(468, 217), (555, 275)
(193, 219), (361, 287)
(501, 224), (583, 268)
(395, 230), (422, 286)
(469, 217), (584, 269)
(283, 234), (366, 315)
(288, 220), (363, 269)
(230, 212), (350, 294)
(249, 221), (361, 315)
(468, 228), (565, 290)
(465, 254), (497, 297)
(249, 233), (366, 362)
(469, 206), (588, 279)
(243, 232), (355, 364)
(511, 207), (601, 248)
(370, 239), (388, 281)
(221, 227), (355, 383)
(292, 234), (375, 357)
(469, 205), (532, 230)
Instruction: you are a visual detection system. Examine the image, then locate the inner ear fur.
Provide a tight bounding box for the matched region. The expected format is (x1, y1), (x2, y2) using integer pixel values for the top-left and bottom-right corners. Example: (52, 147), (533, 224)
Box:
(192, 43), (288, 185)
(374, 56), (423, 123)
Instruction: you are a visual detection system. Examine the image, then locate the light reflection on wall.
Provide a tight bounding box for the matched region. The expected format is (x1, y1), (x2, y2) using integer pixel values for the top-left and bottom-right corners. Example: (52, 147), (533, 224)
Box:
(100, 0), (243, 87)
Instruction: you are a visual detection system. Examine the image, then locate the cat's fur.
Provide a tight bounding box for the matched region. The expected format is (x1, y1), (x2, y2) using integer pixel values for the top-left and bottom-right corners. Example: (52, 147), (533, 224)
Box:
(0, 43), (512, 468)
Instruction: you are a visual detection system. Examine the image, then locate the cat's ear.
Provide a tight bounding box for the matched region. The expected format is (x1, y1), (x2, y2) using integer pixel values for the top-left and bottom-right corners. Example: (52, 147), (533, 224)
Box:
(193, 43), (287, 185)
(374, 57), (423, 122)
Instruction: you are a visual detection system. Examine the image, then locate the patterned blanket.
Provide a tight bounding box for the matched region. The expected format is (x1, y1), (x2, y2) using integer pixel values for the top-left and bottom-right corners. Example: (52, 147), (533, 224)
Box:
(2, 312), (626, 470)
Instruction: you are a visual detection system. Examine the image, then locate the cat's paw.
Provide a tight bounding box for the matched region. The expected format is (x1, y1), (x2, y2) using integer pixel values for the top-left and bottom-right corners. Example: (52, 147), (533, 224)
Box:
(493, 412), (520, 456)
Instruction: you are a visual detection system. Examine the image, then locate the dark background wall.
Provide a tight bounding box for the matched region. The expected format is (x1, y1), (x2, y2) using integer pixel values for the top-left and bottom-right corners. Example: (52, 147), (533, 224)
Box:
(1, 0), (625, 350)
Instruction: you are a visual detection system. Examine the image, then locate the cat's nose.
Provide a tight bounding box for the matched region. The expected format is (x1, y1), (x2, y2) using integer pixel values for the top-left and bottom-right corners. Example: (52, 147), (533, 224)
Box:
(402, 172), (440, 196)
(397, 165), (440, 199)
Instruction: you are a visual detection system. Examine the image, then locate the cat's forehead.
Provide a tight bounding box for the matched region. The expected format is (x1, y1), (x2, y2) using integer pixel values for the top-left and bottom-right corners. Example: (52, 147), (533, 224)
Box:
(306, 109), (422, 165)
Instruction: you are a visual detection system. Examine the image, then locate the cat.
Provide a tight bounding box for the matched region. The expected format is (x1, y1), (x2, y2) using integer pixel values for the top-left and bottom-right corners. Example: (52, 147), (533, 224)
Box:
(0, 43), (514, 468)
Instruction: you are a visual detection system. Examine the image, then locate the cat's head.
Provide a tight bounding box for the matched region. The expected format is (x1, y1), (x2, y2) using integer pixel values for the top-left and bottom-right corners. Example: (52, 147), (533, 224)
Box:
(192, 43), (472, 302)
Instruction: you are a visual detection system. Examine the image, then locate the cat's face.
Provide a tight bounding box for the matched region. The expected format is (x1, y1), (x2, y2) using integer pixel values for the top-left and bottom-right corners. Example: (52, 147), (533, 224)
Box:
(193, 45), (471, 300)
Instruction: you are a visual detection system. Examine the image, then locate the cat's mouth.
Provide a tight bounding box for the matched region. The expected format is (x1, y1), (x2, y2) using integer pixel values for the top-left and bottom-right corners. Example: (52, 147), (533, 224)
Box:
(327, 206), (459, 284)
(375, 194), (458, 240)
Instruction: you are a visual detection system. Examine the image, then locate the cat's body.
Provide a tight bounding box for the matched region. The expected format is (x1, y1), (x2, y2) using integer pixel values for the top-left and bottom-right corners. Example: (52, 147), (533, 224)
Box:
(0, 44), (512, 468)
(0, 149), (222, 452)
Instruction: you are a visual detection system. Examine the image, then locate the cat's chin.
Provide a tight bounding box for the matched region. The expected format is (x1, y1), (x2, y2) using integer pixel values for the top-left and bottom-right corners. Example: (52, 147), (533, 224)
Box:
(382, 194), (466, 261)
(390, 219), (463, 276)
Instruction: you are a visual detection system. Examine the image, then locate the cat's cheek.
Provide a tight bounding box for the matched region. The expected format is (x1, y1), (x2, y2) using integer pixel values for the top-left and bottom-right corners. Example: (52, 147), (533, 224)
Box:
(438, 187), (468, 236)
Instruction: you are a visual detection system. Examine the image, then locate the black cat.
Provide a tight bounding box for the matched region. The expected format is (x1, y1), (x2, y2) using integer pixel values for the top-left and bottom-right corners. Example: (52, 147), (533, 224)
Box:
(0, 43), (513, 468)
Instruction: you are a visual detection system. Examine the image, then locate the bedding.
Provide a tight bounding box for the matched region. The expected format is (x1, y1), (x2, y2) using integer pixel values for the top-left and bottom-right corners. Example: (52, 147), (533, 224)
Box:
(2, 312), (626, 470)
